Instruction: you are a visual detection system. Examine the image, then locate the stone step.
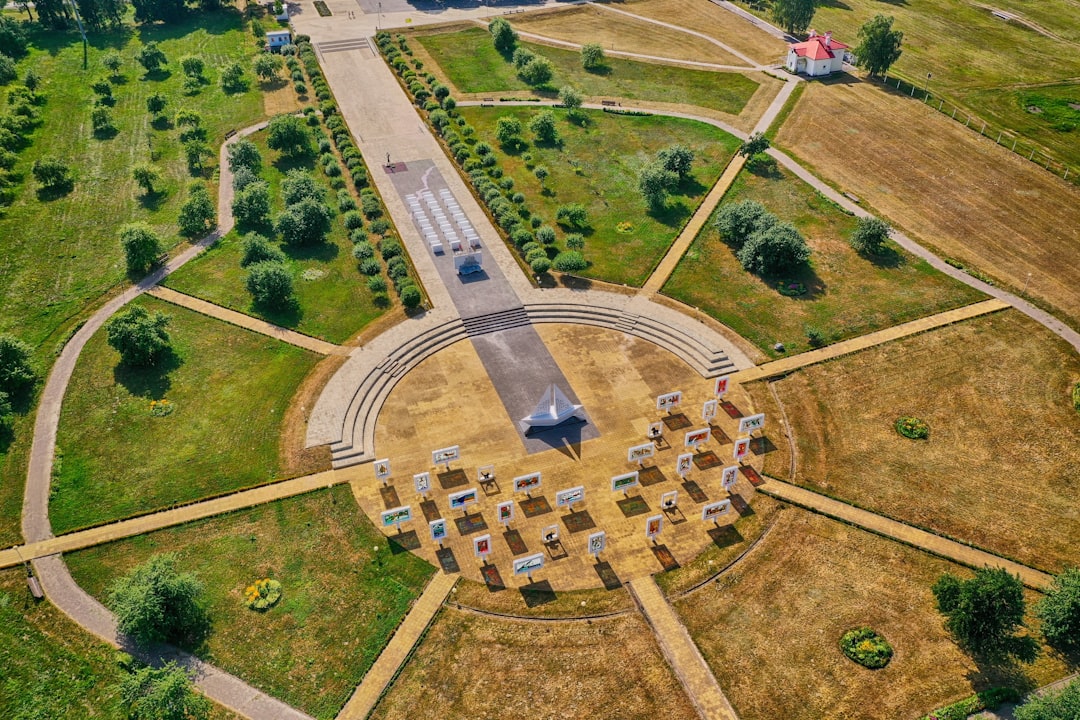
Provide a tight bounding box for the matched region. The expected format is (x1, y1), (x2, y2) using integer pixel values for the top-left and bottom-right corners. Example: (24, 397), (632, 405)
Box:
(317, 37), (371, 54)
(461, 307), (531, 337)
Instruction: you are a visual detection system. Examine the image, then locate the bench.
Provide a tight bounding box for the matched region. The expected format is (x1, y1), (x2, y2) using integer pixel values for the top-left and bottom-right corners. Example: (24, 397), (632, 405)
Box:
(601, 100), (618, 107)
(843, 192), (861, 204)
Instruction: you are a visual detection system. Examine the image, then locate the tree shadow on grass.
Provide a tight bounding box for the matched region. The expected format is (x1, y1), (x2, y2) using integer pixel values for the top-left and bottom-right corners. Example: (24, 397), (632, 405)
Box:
(763, 264), (827, 301)
(35, 181), (75, 202)
(861, 245), (905, 269)
(649, 199), (693, 228)
(962, 641), (1042, 696)
(284, 240), (338, 263)
(272, 152), (316, 175)
(585, 64), (612, 77)
(137, 190), (167, 212)
(251, 297), (303, 329)
(93, 126), (121, 141)
(113, 349), (181, 400)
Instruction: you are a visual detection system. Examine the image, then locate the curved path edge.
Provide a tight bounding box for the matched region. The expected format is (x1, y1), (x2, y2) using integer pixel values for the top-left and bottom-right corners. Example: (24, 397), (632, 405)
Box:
(21, 120), (316, 720)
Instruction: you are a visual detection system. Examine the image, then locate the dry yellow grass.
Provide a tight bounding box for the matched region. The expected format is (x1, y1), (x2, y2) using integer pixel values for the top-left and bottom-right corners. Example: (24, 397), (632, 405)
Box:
(674, 509), (1072, 720)
(756, 310), (1080, 573)
(510, 5), (748, 66)
(370, 607), (699, 720)
(776, 78), (1080, 330)
(618, 0), (788, 65)
(263, 80), (301, 116)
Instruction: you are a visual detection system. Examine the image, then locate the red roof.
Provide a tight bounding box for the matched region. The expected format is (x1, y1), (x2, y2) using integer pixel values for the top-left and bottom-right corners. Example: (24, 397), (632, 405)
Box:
(789, 32), (848, 61)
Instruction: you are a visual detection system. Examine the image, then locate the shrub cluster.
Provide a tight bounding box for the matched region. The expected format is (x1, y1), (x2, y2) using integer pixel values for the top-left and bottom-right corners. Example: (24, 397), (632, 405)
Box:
(918, 687), (1020, 720)
(714, 199), (811, 275)
(1, 75), (46, 206)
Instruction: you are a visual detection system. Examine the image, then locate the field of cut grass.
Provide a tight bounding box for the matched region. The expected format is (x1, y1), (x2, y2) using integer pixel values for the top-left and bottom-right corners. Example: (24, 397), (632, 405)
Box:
(619, 0), (787, 65)
(736, 0), (1080, 165)
(675, 509), (1072, 720)
(776, 79), (1080, 332)
(0, 11), (264, 354)
(50, 296), (320, 533)
(458, 106), (741, 286)
(414, 26), (763, 116)
(509, 5), (748, 66)
(371, 607), (698, 720)
(68, 485), (434, 720)
(751, 310), (1080, 574)
(963, 82), (1080, 172)
(164, 129), (390, 344)
(663, 163), (985, 357)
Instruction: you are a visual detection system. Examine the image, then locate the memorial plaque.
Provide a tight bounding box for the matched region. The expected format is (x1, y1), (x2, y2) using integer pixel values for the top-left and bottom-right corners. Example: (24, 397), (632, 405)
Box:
(676, 452), (694, 477)
(474, 533), (492, 558)
(627, 442), (656, 464)
(588, 530), (606, 556)
(702, 500), (732, 522)
(413, 472), (431, 495)
(702, 399), (718, 421)
(555, 486), (585, 508)
(513, 553), (545, 576)
(645, 514), (663, 539)
(374, 459), (391, 481)
(448, 488), (479, 510)
(738, 413), (766, 434)
(721, 465), (739, 491)
(714, 375), (730, 397)
(380, 505), (411, 528)
(611, 471), (640, 493)
(429, 518), (448, 543)
(432, 445), (460, 466)
(656, 391), (683, 412)
(734, 437), (751, 461)
(496, 500), (514, 525)
(513, 472), (542, 494)
(684, 427), (712, 448)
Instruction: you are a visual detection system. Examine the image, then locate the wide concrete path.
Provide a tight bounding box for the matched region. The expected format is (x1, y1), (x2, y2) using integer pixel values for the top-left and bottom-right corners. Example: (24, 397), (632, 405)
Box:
(1, 470), (342, 570)
(757, 478), (1053, 589)
(628, 576), (739, 720)
(337, 572), (457, 719)
(731, 298), (1010, 384)
(148, 286), (349, 355)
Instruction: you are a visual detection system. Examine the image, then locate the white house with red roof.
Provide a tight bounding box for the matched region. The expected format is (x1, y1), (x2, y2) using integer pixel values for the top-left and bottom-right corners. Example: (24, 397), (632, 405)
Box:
(785, 30), (849, 77)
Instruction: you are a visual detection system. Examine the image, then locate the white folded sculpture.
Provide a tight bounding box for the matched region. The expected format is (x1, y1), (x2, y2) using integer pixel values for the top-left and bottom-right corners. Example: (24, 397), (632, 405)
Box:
(520, 384), (585, 434)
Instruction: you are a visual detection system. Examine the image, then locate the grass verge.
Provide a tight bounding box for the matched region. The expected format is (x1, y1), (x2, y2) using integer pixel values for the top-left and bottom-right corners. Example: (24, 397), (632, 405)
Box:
(50, 295), (320, 533)
(67, 485), (435, 720)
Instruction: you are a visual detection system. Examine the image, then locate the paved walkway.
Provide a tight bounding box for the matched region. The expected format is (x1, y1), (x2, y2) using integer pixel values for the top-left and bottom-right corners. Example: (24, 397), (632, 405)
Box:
(629, 576), (740, 720)
(148, 286), (349, 356)
(337, 573), (457, 719)
(757, 478), (1053, 589)
(730, 298), (1010, 384)
(1, 470), (342, 570)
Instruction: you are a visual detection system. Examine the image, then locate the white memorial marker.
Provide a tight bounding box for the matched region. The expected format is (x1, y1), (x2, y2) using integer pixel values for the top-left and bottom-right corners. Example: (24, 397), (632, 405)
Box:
(587, 530), (606, 558)
(714, 375), (730, 398)
(656, 391), (683, 412)
(555, 486), (585, 511)
(738, 413), (766, 436)
(496, 500), (514, 526)
(676, 452), (694, 477)
(702, 500), (732, 523)
(645, 514), (663, 541)
(380, 505), (412, 532)
(733, 437), (751, 462)
(413, 472), (431, 497)
(374, 459), (392, 483)
(432, 445), (460, 470)
(627, 442), (655, 467)
(611, 471), (640, 494)
(702, 399), (718, 422)
(721, 465), (739, 492)
(473, 534), (492, 560)
(429, 518), (448, 544)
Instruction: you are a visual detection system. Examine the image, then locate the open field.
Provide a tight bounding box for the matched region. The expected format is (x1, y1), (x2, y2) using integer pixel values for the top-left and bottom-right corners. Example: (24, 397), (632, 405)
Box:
(776, 78), (1080, 331)
(964, 82), (1080, 171)
(458, 106), (741, 286)
(0, 12), (264, 354)
(413, 26), (764, 116)
(674, 509), (1072, 720)
(754, 310), (1080, 573)
(663, 163), (985, 357)
(508, 5), (748, 66)
(737, 0), (1080, 165)
(164, 129), (390, 344)
(370, 607), (698, 720)
(50, 296), (320, 533)
(619, 0), (788, 65)
(68, 485), (434, 720)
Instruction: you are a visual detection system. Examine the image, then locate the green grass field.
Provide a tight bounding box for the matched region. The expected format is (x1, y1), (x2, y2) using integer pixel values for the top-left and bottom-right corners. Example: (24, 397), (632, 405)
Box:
(458, 106), (741, 286)
(0, 10), (264, 353)
(663, 163), (985, 357)
(739, 0), (1080, 166)
(415, 26), (763, 116)
(50, 296), (320, 533)
(67, 485), (435, 720)
(165, 130), (388, 344)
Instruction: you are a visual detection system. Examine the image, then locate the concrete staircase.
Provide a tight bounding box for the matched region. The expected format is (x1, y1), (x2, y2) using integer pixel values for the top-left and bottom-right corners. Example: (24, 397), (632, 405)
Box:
(329, 302), (738, 468)
(316, 37), (371, 55)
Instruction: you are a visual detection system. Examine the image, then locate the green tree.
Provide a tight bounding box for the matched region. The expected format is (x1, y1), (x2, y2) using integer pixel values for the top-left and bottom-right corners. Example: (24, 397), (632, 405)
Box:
(227, 138), (262, 174)
(120, 662), (211, 720)
(246, 261), (294, 307)
(146, 92), (167, 117)
(1035, 567), (1080, 653)
(737, 221), (810, 275)
(276, 197), (332, 246)
(179, 54), (204, 79)
(232, 180), (271, 228)
(0, 335), (36, 396)
(933, 568), (1031, 659)
(0, 54), (17, 85)
(178, 182), (215, 237)
(183, 140), (210, 174)
(855, 14), (903, 78)
(738, 132), (770, 159)
(555, 203), (588, 229)
(91, 106), (115, 135)
(511, 47), (535, 70)
(1015, 678), (1080, 720)
(119, 222), (161, 275)
(132, 164), (160, 195)
(581, 42), (605, 70)
(253, 52), (282, 81)
(31, 156), (73, 191)
(105, 305), (172, 367)
(848, 216), (891, 254)
(281, 169), (322, 205)
(135, 42), (167, 73)
(559, 85), (582, 112)
(131, 0), (186, 24)
(553, 250), (587, 272)
(495, 115), (524, 148)
(267, 114), (312, 157)
(715, 200), (774, 249)
(771, 0), (816, 35)
(533, 165), (549, 189)
(529, 110), (559, 144)
(638, 162), (677, 211)
(519, 57), (554, 86)
(102, 50), (123, 77)
(0, 16), (28, 57)
(240, 232), (285, 267)
(108, 553), (205, 645)
(220, 62), (246, 93)
(401, 284), (422, 309)
(489, 17), (517, 53)
(657, 144), (695, 182)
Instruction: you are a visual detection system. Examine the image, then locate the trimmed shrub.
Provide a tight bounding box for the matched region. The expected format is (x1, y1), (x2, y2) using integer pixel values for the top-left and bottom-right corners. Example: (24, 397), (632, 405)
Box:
(552, 250), (587, 272)
(536, 225), (556, 244)
(401, 285), (422, 309)
(369, 218), (390, 235)
(530, 257), (551, 274)
(380, 239), (403, 260)
(358, 258), (381, 276)
(342, 210), (364, 230)
(367, 276), (388, 293)
(241, 233), (285, 267)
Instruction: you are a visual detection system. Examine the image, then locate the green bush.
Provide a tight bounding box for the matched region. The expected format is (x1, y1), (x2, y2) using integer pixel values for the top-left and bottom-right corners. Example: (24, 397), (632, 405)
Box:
(530, 256), (552, 274)
(400, 284), (422, 309)
(241, 233), (285, 267)
(552, 250), (588, 273)
(358, 258), (381, 276)
(839, 627), (893, 669)
(352, 242), (374, 260)
(805, 325), (825, 348)
(920, 687), (1021, 720)
(380, 239), (403, 260)
(342, 210), (365, 230)
(1014, 679), (1080, 720)
(895, 416), (929, 440)
(367, 276), (388, 293)
(246, 261), (294, 308)
(369, 218), (390, 235)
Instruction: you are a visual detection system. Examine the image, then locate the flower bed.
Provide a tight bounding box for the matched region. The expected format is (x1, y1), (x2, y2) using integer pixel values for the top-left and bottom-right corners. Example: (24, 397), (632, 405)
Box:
(244, 578), (282, 611)
(895, 416), (930, 440)
(777, 281), (807, 296)
(839, 627), (893, 669)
